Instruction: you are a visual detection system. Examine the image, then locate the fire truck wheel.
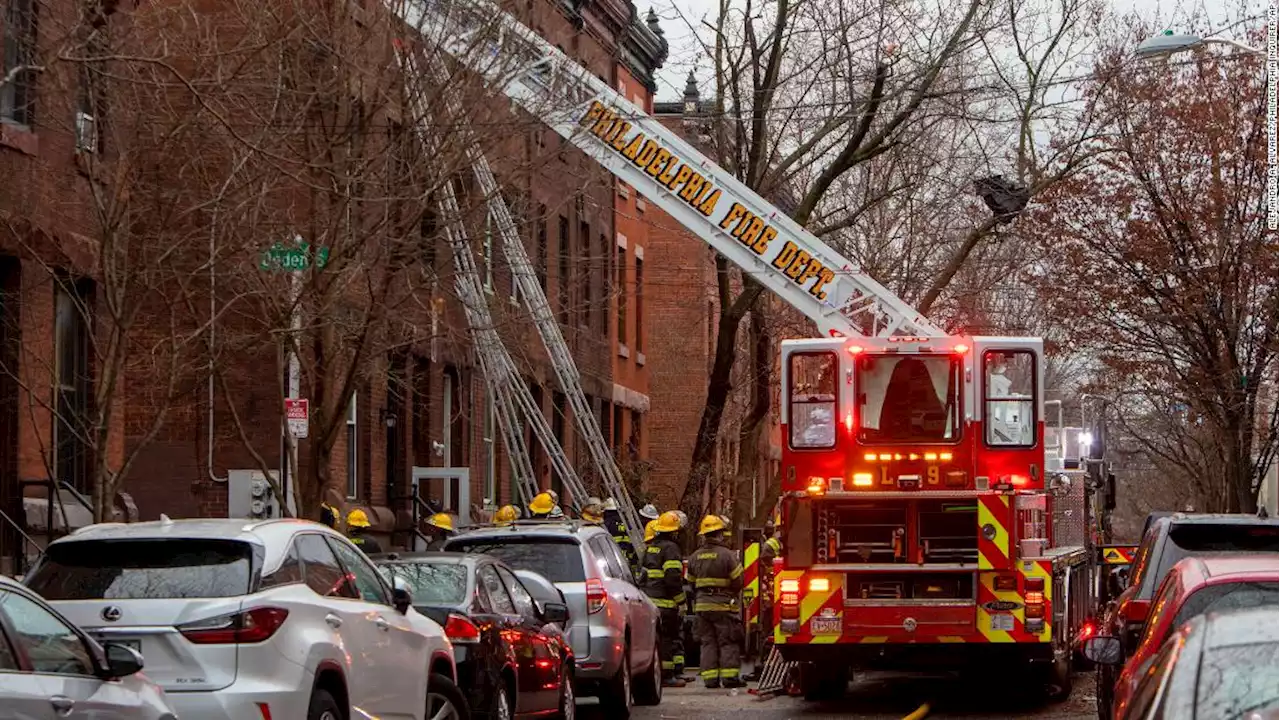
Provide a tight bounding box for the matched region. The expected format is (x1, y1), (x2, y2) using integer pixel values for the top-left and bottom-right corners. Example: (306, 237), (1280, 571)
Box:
(799, 663), (847, 702)
(1041, 656), (1073, 703)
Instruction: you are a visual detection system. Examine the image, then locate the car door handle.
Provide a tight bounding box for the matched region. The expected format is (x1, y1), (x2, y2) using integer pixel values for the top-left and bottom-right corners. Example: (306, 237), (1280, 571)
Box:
(374, 616), (391, 631)
(50, 696), (74, 715)
(325, 613), (343, 629)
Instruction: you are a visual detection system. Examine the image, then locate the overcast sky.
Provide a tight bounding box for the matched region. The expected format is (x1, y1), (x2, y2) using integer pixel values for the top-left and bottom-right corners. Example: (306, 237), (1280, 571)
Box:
(644, 0), (1257, 102)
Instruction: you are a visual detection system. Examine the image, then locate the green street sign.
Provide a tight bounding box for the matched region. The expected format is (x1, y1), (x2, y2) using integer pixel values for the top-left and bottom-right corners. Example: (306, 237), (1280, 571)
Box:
(260, 241), (330, 272)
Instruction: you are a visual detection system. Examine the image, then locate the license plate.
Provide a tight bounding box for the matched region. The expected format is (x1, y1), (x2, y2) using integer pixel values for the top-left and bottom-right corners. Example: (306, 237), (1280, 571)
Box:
(809, 617), (841, 634)
(990, 614), (1015, 632)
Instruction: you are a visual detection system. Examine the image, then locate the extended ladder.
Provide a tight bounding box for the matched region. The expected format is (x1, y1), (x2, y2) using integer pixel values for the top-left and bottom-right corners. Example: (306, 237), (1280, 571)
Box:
(393, 0), (944, 340)
(407, 55), (646, 549)
(401, 51), (599, 514)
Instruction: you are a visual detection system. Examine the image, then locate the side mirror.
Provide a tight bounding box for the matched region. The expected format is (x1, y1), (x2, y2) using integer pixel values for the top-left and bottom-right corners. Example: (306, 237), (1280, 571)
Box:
(541, 602), (570, 624)
(1083, 636), (1124, 666)
(101, 642), (144, 679)
(393, 587), (413, 615)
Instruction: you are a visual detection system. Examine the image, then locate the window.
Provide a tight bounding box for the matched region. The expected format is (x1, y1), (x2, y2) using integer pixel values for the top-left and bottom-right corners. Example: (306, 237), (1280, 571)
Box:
(789, 352), (838, 449)
(297, 534), (358, 599)
(54, 281), (92, 494)
(612, 404), (623, 455)
(1126, 633), (1180, 718)
(483, 388), (496, 505)
(858, 354), (962, 445)
(327, 536), (391, 605)
(477, 564), (516, 614)
(551, 392), (566, 498)
(482, 209), (494, 293)
(629, 410), (641, 461)
(261, 543), (304, 589)
(25, 539), (253, 600)
(420, 209), (439, 272)
(448, 538), (587, 583)
(590, 536), (628, 582)
(1, 0), (38, 127)
(616, 243), (627, 344)
(0, 591), (93, 676)
(412, 357), (432, 467)
(635, 257), (644, 352)
(498, 566), (537, 619)
(983, 350), (1036, 447)
(557, 215), (570, 324)
(579, 221), (590, 326)
(536, 204), (548, 290)
(1196, 639), (1280, 718)
(346, 392), (359, 498)
(598, 234), (609, 335)
(380, 562), (468, 606)
(1170, 582), (1279, 639)
(1138, 523), (1280, 598)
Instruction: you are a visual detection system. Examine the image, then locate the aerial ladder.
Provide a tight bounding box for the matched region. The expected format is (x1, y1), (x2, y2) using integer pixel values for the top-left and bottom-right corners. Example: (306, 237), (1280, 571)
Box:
(393, 0), (1091, 699)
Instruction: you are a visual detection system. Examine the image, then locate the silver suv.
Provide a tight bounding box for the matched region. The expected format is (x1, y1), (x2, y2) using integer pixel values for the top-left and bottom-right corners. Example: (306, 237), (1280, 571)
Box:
(444, 520), (662, 717)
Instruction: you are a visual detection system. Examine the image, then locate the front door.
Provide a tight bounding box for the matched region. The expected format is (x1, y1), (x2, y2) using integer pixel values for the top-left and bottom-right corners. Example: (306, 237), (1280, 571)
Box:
(410, 467), (471, 550)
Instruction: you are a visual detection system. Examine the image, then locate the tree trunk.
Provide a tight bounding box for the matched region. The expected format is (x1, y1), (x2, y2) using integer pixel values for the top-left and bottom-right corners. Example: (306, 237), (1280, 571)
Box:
(732, 306), (772, 530)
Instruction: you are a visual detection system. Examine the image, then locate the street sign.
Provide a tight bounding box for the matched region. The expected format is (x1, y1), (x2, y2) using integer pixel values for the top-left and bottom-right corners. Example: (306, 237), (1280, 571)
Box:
(285, 398), (309, 439)
(259, 241), (330, 272)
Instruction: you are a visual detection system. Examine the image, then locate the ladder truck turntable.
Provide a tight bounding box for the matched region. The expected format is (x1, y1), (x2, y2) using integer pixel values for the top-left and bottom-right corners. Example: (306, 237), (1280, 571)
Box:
(394, 0), (1097, 698)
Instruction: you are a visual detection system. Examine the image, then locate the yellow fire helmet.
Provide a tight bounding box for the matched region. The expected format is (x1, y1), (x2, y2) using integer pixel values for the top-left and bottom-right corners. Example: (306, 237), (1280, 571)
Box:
(581, 502), (605, 524)
(698, 514), (727, 536)
(493, 505), (519, 526)
(654, 511), (681, 534)
(529, 492), (555, 515)
(346, 508), (371, 529)
(427, 513), (454, 532)
(644, 519), (659, 542)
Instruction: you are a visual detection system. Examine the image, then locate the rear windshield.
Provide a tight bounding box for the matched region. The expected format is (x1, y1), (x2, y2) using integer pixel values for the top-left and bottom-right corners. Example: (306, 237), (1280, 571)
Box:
(1173, 582), (1279, 631)
(1139, 524), (1279, 596)
(445, 537), (585, 583)
(377, 563), (469, 607)
(1194, 641), (1279, 719)
(25, 539), (255, 600)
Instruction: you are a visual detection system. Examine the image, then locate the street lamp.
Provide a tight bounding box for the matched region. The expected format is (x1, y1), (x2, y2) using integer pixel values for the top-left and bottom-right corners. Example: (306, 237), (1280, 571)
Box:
(1135, 29), (1265, 59)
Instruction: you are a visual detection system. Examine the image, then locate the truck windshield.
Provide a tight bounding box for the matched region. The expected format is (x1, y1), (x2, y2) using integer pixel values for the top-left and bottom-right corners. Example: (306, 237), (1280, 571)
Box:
(858, 354), (961, 444)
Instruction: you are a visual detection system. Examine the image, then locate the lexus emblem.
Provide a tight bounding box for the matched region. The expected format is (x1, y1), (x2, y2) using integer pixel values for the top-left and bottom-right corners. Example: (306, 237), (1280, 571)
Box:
(101, 606), (122, 622)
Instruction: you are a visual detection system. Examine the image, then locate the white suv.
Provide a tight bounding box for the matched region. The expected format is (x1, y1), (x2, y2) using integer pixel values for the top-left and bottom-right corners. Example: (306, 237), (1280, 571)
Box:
(23, 517), (465, 720)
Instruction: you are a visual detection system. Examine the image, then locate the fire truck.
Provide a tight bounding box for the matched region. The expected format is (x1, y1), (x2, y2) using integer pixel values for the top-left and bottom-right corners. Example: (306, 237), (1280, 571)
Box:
(389, 0), (1101, 700)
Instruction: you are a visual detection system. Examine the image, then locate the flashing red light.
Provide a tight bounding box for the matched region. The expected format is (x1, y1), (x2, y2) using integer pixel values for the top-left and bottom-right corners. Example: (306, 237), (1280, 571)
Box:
(847, 345), (864, 355)
(953, 343), (969, 354)
(1011, 475), (1030, 487)
(845, 413), (854, 432)
(1079, 621), (1097, 641)
(444, 614), (481, 644)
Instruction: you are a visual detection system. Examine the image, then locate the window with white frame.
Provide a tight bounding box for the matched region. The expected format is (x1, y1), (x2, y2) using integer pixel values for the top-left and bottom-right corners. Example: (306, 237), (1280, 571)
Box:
(483, 390), (496, 505)
(346, 393), (359, 498)
(483, 209), (494, 293)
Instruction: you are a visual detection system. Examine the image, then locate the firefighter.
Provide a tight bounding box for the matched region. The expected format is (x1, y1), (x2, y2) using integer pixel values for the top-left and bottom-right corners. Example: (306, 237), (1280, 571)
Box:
(602, 498), (638, 572)
(745, 516), (783, 682)
(493, 504), (520, 526)
(346, 509), (384, 555)
(687, 514), (744, 689)
(642, 511), (687, 687)
(644, 518), (659, 543)
(640, 503), (660, 522)
(423, 513), (455, 550)
(319, 502), (340, 530)
(528, 492), (556, 519)
(581, 499), (605, 525)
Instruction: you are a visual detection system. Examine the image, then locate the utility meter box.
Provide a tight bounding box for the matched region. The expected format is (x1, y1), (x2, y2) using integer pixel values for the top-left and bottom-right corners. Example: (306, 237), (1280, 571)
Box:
(229, 469), (282, 520)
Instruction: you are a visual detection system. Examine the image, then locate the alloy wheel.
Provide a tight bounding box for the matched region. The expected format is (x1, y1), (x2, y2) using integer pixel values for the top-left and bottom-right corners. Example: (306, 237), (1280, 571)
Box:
(495, 686), (512, 720)
(562, 670), (576, 720)
(427, 692), (463, 720)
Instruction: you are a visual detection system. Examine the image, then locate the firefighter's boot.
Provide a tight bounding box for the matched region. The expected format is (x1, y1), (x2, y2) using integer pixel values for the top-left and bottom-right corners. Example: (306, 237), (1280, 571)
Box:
(662, 677), (686, 688)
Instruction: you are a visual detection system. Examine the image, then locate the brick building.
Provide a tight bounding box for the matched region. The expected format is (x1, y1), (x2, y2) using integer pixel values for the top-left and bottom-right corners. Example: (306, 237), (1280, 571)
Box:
(0, 0), (667, 562)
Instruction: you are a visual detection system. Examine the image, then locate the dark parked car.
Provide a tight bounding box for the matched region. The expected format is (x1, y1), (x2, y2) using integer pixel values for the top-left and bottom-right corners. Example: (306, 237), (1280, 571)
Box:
(1086, 606), (1279, 719)
(1094, 514), (1278, 716)
(374, 552), (575, 720)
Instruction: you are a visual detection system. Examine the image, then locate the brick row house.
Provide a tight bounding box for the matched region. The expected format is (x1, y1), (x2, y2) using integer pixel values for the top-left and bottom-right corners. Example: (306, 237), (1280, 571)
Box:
(0, 0), (666, 565)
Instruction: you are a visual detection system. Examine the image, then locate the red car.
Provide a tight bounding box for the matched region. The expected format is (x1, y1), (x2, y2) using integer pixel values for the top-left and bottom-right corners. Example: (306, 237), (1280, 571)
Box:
(1088, 554), (1279, 719)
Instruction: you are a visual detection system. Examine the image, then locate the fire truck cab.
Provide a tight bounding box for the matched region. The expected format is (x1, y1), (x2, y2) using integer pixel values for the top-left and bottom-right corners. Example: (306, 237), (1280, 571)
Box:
(776, 335), (1086, 699)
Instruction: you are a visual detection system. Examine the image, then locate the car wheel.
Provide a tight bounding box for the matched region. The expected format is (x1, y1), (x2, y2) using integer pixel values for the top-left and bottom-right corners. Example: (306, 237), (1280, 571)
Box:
(308, 688), (343, 720)
(426, 672), (470, 720)
(1044, 656), (1073, 702)
(493, 681), (513, 720)
(632, 643), (662, 706)
(556, 663), (576, 720)
(600, 644), (632, 718)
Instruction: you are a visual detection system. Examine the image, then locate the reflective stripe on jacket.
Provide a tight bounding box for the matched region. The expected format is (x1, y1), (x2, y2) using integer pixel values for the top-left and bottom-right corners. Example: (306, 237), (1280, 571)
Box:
(685, 539), (742, 613)
(641, 537), (686, 609)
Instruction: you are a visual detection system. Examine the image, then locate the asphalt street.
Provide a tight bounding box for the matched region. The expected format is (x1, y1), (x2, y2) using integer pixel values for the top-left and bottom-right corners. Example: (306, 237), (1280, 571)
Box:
(580, 670), (1097, 720)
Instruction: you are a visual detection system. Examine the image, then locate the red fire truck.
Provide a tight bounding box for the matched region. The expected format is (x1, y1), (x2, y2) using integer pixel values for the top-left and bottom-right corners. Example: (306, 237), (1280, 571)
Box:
(774, 335), (1093, 699)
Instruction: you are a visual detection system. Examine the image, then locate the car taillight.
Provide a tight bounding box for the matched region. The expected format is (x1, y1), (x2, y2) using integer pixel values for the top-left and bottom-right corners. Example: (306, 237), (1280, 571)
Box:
(179, 607), (288, 644)
(586, 578), (607, 614)
(444, 614), (481, 644)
